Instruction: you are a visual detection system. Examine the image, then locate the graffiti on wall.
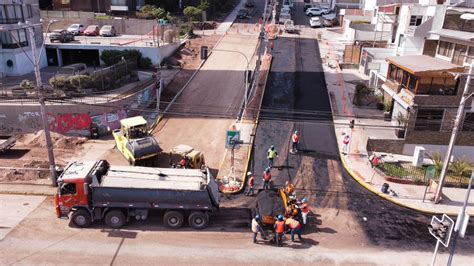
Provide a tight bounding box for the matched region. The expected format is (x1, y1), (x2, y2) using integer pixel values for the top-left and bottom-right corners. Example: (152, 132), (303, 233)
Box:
(132, 86), (156, 109)
(18, 112), (42, 130)
(91, 110), (127, 135)
(48, 113), (92, 135)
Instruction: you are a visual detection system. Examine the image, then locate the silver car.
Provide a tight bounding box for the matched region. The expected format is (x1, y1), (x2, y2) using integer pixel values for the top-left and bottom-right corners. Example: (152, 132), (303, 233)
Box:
(99, 25), (117, 37)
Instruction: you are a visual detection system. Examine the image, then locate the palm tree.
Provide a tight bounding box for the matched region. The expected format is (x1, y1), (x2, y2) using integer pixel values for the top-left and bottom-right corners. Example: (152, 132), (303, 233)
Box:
(427, 151), (443, 171)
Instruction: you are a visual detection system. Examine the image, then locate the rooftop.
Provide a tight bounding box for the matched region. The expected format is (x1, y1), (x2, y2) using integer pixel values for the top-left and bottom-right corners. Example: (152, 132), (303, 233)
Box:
(386, 55), (465, 76)
(119, 116), (147, 127)
(429, 29), (474, 42)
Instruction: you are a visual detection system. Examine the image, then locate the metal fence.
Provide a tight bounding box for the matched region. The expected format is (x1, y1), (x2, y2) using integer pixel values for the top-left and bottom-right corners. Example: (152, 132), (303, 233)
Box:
(376, 162), (472, 187)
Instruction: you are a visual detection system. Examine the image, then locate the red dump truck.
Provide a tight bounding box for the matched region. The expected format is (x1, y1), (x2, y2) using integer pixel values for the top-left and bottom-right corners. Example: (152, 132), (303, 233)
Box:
(54, 160), (220, 229)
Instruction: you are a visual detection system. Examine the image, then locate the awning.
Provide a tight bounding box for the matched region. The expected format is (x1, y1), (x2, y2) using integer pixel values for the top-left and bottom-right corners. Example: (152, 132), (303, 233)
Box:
(111, 5), (129, 11)
(428, 29), (474, 42)
(381, 84), (412, 110)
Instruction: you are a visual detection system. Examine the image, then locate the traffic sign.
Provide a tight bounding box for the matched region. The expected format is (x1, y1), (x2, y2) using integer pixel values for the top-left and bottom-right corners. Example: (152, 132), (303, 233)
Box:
(226, 130), (241, 149)
(428, 214), (454, 247)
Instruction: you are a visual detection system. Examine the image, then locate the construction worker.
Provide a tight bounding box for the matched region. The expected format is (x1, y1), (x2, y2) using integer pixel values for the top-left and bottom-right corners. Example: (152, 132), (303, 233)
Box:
(285, 180), (295, 196)
(267, 145), (278, 168)
(285, 217), (302, 242)
(251, 215), (263, 243)
(300, 198), (310, 225)
(246, 172), (255, 196)
(263, 167), (271, 190)
(291, 130), (299, 153)
(274, 215), (285, 247)
(342, 132), (350, 155)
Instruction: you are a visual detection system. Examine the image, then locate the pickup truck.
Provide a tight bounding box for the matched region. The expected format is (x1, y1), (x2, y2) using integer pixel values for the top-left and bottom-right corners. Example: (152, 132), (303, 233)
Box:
(0, 135), (16, 152)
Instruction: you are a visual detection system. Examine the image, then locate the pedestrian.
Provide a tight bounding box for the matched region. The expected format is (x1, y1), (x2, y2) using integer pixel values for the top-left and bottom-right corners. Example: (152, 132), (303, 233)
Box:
(274, 215), (285, 247)
(263, 167), (271, 190)
(285, 217), (302, 242)
(251, 215), (263, 243)
(267, 145), (278, 168)
(342, 133), (350, 155)
(291, 130), (299, 153)
(246, 172), (255, 196)
(300, 198), (310, 225)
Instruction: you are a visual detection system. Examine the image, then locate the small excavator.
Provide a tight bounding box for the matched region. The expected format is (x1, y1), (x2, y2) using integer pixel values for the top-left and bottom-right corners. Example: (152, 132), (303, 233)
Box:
(112, 116), (161, 166)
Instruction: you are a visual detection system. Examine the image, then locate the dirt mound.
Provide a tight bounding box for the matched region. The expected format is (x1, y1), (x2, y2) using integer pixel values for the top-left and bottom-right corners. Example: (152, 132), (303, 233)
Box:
(24, 130), (87, 149)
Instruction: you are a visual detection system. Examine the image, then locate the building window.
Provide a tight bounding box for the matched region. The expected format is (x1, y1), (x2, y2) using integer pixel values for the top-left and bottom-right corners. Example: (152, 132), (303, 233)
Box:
(409, 16), (423, 26)
(111, 0), (127, 5)
(466, 47), (474, 64)
(0, 29), (29, 49)
(415, 109), (444, 131)
(417, 77), (457, 95)
(61, 0), (70, 4)
(25, 4), (33, 18)
(0, 4), (25, 24)
(407, 74), (417, 92)
(452, 44), (467, 65)
(462, 113), (474, 131)
(437, 41), (454, 58)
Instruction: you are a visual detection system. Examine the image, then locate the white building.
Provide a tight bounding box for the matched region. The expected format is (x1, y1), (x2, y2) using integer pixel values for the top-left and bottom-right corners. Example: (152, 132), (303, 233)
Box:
(0, 0), (47, 77)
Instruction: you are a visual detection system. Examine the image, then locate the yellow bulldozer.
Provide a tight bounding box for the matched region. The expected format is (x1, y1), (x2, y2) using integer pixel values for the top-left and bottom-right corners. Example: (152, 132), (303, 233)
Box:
(112, 116), (161, 166)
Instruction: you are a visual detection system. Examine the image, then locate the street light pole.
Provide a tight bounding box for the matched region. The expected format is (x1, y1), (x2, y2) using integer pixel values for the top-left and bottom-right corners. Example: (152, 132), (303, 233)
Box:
(434, 62), (473, 204)
(24, 22), (57, 186)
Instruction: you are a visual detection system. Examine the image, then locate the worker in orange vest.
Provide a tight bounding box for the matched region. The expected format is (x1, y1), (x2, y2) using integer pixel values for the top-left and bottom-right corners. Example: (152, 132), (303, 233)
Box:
(285, 217), (302, 242)
(300, 198), (310, 225)
(263, 167), (271, 190)
(291, 130), (299, 153)
(274, 215), (285, 247)
(285, 181), (295, 196)
(246, 172), (255, 196)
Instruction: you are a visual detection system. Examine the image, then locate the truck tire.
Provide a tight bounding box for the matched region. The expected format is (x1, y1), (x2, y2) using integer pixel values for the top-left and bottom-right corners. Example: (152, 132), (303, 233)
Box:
(188, 211), (209, 230)
(105, 210), (126, 229)
(72, 209), (92, 228)
(163, 210), (184, 229)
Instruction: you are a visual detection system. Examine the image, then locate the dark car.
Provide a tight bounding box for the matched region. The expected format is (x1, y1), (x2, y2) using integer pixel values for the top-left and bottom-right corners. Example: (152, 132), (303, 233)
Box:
(245, 0), (255, 8)
(49, 30), (75, 43)
(237, 9), (249, 19)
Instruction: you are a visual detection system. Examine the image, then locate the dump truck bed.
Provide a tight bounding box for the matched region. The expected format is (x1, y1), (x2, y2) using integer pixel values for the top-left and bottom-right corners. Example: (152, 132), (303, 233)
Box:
(91, 165), (219, 210)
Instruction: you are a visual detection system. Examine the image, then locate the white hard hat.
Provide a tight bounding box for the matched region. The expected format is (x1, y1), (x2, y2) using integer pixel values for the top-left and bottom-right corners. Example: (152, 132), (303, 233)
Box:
(247, 171), (252, 175)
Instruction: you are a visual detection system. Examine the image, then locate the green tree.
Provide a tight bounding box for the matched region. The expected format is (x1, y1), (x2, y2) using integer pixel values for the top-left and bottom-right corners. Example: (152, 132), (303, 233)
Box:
(427, 151), (443, 171)
(183, 6), (203, 21)
(138, 5), (166, 19)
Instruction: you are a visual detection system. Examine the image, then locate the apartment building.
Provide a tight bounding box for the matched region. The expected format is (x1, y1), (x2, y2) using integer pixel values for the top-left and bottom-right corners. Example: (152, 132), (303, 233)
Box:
(0, 0), (46, 77)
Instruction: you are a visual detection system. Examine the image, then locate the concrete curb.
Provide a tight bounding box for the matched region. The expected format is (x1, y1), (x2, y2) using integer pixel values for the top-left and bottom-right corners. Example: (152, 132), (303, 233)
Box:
(0, 183), (56, 196)
(221, 55), (273, 195)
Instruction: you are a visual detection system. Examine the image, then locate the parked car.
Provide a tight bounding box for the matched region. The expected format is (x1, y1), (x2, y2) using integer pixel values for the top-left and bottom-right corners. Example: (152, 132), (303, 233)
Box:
(279, 13), (292, 24)
(321, 8), (332, 15)
(100, 25), (117, 37)
(304, 4), (315, 12)
(67, 24), (85, 35)
(306, 7), (324, 16)
(283, 20), (297, 33)
(55, 63), (90, 79)
(237, 9), (249, 19)
(49, 30), (75, 43)
(84, 25), (100, 36)
(323, 18), (337, 27)
(245, 0), (255, 8)
(309, 17), (321, 28)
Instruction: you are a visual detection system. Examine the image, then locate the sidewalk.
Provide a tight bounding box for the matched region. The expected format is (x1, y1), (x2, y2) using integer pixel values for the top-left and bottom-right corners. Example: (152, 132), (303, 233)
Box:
(217, 53), (273, 193)
(319, 28), (474, 216)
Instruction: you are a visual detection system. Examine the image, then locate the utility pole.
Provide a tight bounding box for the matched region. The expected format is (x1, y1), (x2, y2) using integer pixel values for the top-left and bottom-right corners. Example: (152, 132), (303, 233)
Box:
(434, 62), (473, 203)
(26, 23), (57, 187)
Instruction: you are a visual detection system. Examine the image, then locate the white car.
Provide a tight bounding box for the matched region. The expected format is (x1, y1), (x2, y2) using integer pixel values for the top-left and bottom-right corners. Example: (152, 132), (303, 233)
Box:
(306, 7), (324, 17)
(309, 17), (321, 27)
(67, 24), (85, 36)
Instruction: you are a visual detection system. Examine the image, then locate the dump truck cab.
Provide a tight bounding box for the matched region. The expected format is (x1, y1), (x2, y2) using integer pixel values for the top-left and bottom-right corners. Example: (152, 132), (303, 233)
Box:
(112, 116), (161, 165)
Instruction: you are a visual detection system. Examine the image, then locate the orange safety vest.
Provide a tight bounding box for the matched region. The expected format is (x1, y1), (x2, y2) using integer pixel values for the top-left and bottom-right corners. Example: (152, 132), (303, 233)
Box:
(248, 176), (254, 186)
(263, 172), (271, 181)
(275, 221), (285, 233)
(286, 183), (294, 194)
(301, 203), (309, 213)
(285, 218), (301, 229)
(292, 134), (299, 143)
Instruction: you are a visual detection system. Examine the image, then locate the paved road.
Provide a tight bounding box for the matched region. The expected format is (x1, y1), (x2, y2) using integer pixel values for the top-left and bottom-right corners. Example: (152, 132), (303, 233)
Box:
(248, 2), (474, 261)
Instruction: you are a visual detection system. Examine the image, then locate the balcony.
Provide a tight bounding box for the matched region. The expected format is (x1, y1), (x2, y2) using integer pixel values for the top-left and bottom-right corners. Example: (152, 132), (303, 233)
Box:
(383, 79), (402, 94)
(405, 17), (433, 37)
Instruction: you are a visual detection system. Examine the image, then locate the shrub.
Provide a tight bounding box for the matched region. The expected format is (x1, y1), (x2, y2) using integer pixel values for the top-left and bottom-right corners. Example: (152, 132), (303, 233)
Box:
(183, 6), (203, 21)
(138, 5), (167, 19)
(49, 76), (68, 89)
(139, 57), (152, 70)
(68, 75), (91, 89)
(20, 79), (34, 91)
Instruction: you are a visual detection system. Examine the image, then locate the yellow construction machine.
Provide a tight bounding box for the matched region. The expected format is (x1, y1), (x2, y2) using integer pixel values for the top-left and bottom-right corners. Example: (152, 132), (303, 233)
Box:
(169, 144), (206, 169)
(112, 116), (161, 166)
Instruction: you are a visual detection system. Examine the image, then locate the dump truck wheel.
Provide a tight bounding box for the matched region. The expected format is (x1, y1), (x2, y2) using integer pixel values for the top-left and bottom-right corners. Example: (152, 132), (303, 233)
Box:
(71, 209), (92, 228)
(164, 210), (184, 229)
(188, 211), (209, 230)
(105, 210), (126, 229)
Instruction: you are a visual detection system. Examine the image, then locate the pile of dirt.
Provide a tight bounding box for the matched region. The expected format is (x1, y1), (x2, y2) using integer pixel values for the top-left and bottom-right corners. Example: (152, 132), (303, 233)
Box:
(255, 190), (285, 218)
(22, 130), (87, 149)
